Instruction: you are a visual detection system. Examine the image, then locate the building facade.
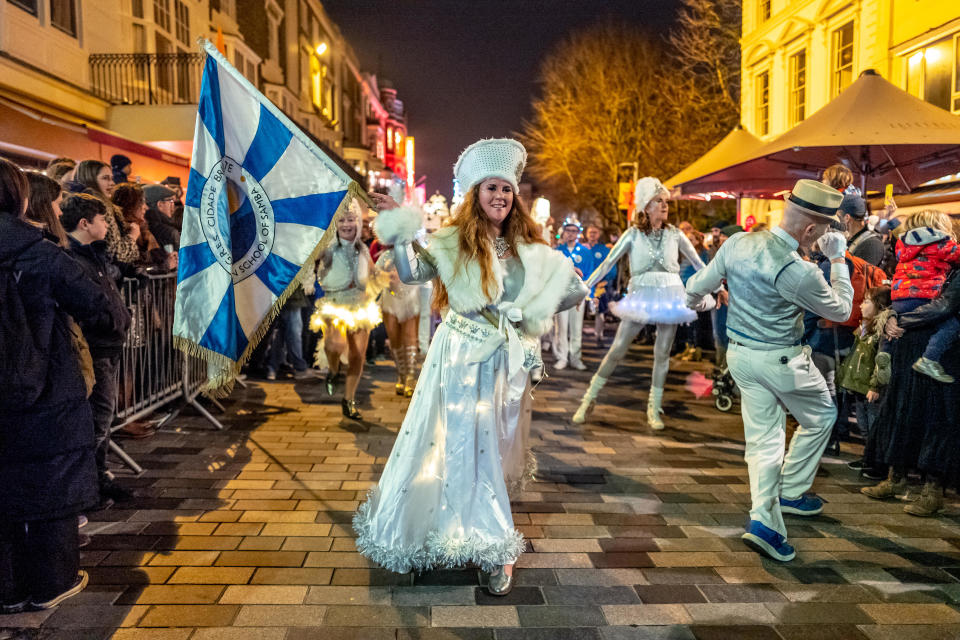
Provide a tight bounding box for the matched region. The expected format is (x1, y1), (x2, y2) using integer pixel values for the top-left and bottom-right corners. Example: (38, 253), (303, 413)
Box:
(738, 0), (960, 222)
(0, 0), (414, 194)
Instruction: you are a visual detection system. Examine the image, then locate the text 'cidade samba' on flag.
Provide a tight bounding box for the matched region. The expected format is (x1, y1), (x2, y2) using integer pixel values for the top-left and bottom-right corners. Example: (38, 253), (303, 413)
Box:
(174, 39), (368, 393)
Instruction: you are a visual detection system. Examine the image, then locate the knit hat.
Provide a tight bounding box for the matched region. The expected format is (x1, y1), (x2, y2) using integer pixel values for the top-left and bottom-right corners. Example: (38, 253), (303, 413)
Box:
(162, 176), (181, 187)
(454, 138), (527, 194)
(144, 184), (175, 208)
(633, 177), (668, 212)
(720, 224), (745, 237)
(110, 154), (132, 171)
(839, 193), (867, 219)
(710, 219), (731, 231)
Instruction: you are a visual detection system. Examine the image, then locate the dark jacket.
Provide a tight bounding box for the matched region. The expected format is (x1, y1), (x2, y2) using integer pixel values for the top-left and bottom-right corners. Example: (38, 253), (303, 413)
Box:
(847, 228), (886, 268)
(145, 206), (181, 251)
(802, 254), (855, 356)
(0, 214), (126, 521)
(66, 236), (132, 357)
(898, 269), (960, 331)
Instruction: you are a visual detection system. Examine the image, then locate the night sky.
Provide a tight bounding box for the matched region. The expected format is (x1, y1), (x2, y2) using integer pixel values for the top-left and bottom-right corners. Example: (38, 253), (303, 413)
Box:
(323, 0), (682, 198)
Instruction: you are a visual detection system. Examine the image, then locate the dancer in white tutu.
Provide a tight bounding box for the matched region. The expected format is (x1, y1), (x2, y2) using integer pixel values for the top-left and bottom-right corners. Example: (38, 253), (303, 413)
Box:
(355, 138), (587, 595)
(310, 198), (381, 420)
(375, 242), (421, 397)
(573, 177), (714, 429)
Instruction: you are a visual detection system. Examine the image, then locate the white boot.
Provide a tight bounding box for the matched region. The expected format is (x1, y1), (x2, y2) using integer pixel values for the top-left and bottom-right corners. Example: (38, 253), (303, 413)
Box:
(573, 375), (608, 424)
(647, 386), (665, 430)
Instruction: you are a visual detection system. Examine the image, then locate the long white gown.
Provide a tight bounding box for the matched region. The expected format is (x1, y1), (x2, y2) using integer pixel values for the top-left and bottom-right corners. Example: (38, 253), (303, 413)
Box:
(354, 252), (583, 573)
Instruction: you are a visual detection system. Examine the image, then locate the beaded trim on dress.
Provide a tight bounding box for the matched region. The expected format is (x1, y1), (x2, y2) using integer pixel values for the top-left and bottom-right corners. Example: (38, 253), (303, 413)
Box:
(353, 494), (526, 574)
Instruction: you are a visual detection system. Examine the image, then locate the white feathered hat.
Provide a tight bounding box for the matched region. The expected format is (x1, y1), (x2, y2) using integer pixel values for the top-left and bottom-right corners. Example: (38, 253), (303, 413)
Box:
(634, 177), (669, 212)
(454, 138), (527, 194)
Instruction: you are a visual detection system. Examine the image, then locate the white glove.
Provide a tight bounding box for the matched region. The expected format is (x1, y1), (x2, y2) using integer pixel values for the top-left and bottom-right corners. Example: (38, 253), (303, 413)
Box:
(817, 231), (847, 260)
(692, 294), (716, 312)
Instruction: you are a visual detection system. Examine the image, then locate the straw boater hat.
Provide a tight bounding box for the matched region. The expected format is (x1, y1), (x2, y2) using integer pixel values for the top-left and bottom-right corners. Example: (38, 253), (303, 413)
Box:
(454, 138), (527, 193)
(784, 179), (843, 221)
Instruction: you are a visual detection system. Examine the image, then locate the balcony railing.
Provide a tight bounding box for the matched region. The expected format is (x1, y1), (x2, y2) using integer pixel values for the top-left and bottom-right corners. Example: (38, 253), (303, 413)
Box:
(90, 53), (204, 105)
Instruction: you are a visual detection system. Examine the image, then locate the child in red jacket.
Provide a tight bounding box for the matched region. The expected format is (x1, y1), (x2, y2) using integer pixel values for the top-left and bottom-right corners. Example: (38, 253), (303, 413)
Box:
(881, 210), (960, 383)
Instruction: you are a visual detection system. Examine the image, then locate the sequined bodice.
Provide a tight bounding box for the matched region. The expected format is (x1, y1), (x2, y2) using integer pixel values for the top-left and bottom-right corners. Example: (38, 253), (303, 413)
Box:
(500, 256), (524, 303)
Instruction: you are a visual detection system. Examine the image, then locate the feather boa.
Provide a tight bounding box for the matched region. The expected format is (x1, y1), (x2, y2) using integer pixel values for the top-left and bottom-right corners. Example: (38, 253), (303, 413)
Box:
(374, 206), (424, 246)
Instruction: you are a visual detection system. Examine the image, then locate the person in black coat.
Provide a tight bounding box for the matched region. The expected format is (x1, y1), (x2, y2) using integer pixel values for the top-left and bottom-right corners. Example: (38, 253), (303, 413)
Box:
(862, 269), (960, 517)
(0, 159), (126, 612)
(62, 194), (133, 506)
(143, 184), (181, 251)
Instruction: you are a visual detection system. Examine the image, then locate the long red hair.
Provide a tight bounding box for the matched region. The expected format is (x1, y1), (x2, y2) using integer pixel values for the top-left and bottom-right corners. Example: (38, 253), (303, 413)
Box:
(432, 184), (545, 310)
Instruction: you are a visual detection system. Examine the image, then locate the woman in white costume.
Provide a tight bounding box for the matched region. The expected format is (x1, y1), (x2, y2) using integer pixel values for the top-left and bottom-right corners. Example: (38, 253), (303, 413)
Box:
(355, 139), (587, 595)
(375, 244), (421, 396)
(310, 199), (381, 420)
(573, 177), (714, 429)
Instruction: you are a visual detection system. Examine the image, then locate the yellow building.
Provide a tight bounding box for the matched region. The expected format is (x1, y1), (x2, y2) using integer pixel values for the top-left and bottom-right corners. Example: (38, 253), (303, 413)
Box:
(739, 0), (960, 223)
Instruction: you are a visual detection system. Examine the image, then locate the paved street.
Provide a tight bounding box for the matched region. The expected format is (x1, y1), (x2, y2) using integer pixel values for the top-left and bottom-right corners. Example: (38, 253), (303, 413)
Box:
(3, 340), (960, 640)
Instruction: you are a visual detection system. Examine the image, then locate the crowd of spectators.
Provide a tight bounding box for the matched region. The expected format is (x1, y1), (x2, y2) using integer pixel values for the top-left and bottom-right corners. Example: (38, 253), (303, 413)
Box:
(0, 155), (185, 612)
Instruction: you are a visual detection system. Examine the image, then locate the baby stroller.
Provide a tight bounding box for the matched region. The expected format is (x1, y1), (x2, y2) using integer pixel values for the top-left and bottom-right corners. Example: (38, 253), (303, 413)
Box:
(711, 365), (737, 412)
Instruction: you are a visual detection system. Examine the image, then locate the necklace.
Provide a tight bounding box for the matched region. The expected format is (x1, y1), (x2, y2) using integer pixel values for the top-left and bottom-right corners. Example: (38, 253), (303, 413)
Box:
(647, 228), (667, 267)
(494, 236), (509, 259)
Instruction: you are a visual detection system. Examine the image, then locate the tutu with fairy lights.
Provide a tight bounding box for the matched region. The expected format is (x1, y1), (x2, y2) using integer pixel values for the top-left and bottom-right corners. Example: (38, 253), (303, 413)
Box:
(611, 271), (697, 325)
(309, 287), (382, 333)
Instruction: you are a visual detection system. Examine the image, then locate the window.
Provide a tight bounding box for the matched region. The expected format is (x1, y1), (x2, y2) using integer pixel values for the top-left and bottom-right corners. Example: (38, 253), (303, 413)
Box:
(905, 35), (958, 112)
(789, 50), (806, 125)
(132, 23), (146, 52)
(387, 126), (393, 150)
(831, 21), (855, 97)
(153, 0), (170, 32)
(50, 0), (77, 36)
(174, 0), (189, 45)
(760, 0), (771, 22)
(956, 34), (960, 112)
(756, 70), (770, 136)
(132, 0), (143, 17)
(310, 54), (328, 111)
(8, 0), (38, 16)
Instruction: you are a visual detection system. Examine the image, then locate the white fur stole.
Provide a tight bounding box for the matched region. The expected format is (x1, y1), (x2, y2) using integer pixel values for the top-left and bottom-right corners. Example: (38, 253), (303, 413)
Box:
(427, 228), (576, 338)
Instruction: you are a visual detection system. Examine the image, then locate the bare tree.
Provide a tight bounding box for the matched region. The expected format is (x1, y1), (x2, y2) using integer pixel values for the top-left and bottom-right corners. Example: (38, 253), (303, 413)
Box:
(521, 22), (686, 227)
(670, 0), (742, 113)
(522, 7), (741, 229)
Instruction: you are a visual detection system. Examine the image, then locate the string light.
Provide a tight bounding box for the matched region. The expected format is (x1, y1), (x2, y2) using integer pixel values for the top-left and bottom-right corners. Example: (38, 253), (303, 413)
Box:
(310, 301), (383, 332)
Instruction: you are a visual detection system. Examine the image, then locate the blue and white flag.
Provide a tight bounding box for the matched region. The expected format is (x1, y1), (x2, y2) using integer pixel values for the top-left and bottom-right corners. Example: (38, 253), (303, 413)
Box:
(174, 40), (365, 392)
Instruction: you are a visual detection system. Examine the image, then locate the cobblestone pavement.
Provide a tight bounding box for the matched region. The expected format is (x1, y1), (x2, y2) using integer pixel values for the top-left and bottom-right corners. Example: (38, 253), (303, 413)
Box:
(3, 340), (960, 640)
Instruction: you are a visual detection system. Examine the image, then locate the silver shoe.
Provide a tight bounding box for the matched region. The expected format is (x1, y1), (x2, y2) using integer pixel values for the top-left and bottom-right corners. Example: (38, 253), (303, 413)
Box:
(487, 566), (514, 596)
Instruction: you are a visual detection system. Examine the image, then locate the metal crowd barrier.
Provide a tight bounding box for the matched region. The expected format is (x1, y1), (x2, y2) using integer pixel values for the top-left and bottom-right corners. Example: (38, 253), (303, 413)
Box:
(110, 273), (227, 474)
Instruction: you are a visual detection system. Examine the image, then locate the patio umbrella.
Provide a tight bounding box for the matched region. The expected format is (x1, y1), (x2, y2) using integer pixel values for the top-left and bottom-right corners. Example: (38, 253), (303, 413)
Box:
(666, 125), (776, 198)
(677, 69), (960, 196)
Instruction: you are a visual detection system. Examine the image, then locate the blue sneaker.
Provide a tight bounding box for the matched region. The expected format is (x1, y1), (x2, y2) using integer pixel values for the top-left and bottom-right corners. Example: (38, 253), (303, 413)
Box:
(741, 520), (796, 562)
(780, 494), (823, 516)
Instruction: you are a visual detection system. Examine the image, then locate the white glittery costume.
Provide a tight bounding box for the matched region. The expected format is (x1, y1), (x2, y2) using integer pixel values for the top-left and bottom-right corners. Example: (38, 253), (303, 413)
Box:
(310, 236), (381, 337)
(376, 248), (421, 322)
(573, 178), (713, 428)
(354, 209), (587, 573)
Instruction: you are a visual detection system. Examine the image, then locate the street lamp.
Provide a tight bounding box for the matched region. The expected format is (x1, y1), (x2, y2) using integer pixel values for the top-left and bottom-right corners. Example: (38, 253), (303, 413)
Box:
(315, 42), (328, 56)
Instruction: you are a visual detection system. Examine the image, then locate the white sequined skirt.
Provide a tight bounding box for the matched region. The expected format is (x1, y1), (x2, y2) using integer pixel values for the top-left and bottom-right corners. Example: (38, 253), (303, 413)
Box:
(380, 282), (421, 322)
(353, 311), (533, 574)
(610, 271), (697, 325)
